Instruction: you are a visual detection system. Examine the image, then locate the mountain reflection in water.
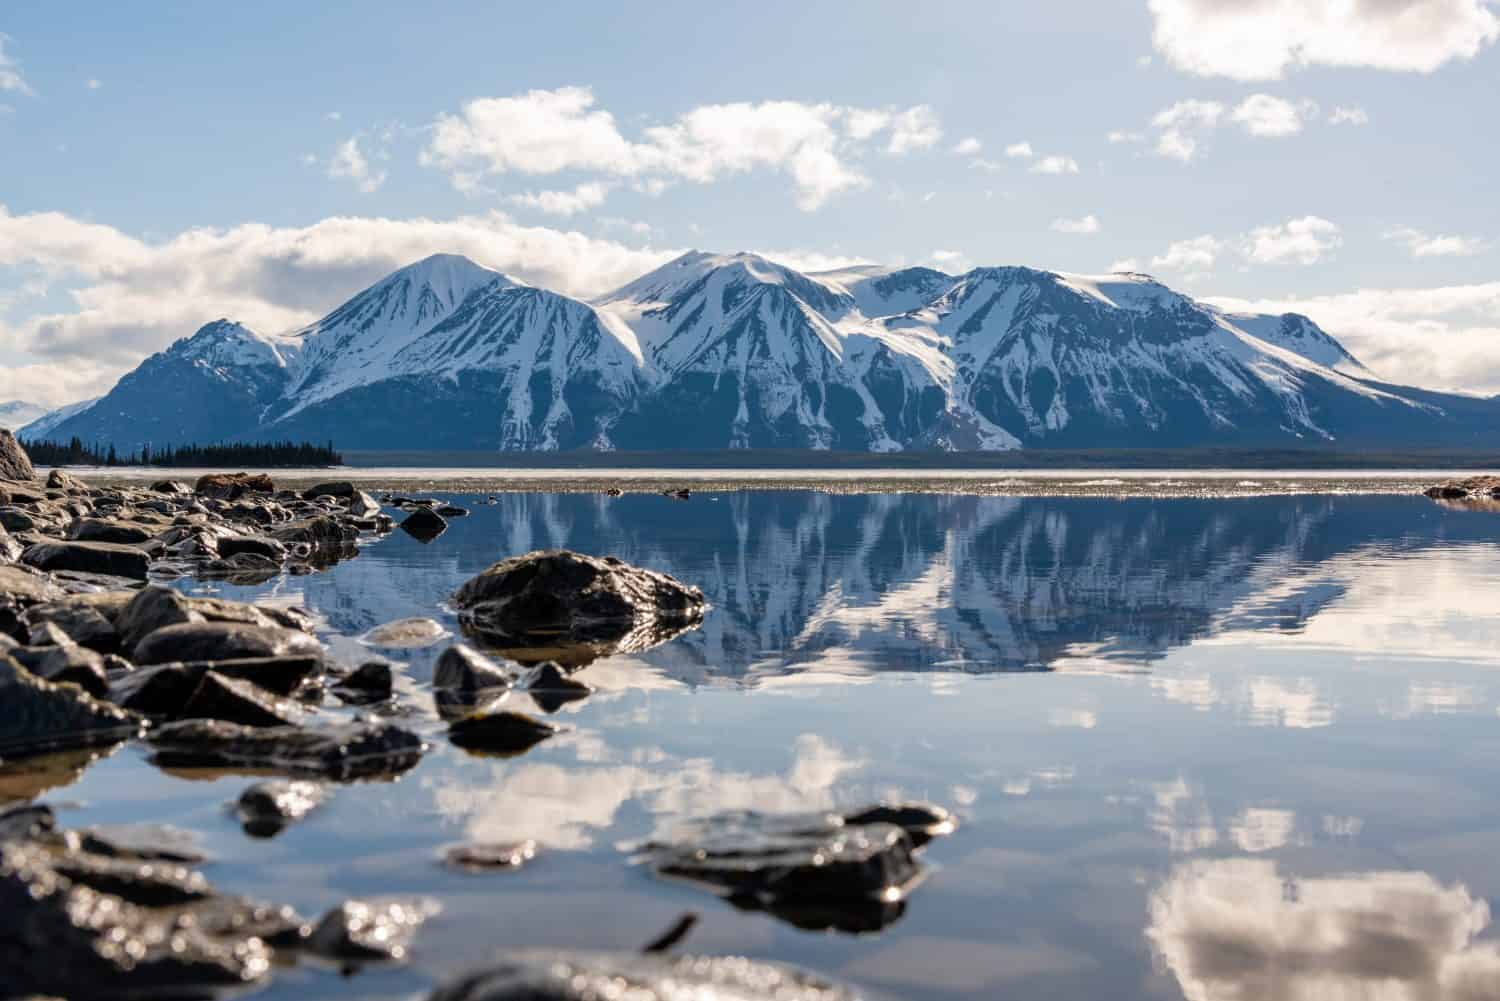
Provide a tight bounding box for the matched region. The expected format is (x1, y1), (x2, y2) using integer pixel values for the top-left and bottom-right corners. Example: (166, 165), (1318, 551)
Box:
(28, 490), (1500, 1001)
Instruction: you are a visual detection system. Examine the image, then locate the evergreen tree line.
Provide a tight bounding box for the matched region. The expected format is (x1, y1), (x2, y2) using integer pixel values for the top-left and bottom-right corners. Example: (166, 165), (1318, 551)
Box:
(19, 437), (343, 468)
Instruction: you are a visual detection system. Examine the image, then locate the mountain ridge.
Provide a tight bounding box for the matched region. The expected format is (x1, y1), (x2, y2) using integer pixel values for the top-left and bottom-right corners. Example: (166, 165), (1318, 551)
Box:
(24, 251), (1500, 453)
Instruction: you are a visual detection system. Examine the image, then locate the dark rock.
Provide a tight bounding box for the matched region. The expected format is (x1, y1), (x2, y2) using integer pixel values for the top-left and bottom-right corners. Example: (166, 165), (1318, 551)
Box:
(362, 617), (448, 648)
(68, 517), (153, 545)
(21, 540), (150, 581)
(186, 595), (312, 633)
(195, 471), (275, 500)
(1425, 475), (1500, 499)
(150, 479), (191, 494)
(605, 487), (624, 497)
(422, 950), (866, 1001)
(525, 661), (593, 713)
(0, 505), (39, 531)
(453, 550), (706, 665)
(218, 534), (288, 561)
(111, 656), (323, 715)
(270, 514), (354, 550)
(442, 840), (536, 873)
(433, 644), (514, 692)
(303, 897), (438, 963)
(639, 808), (949, 933)
(842, 802), (956, 848)
(25, 601), (119, 653)
(0, 803), (55, 842)
(133, 621), (322, 666)
(237, 779), (329, 838)
(116, 585), (202, 655)
(663, 488), (691, 500)
(180, 671), (305, 727)
(0, 656), (140, 758)
(0, 429), (34, 482)
(435, 505), (470, 518)
(10, 642), (110, 698)
(448, 711), (557, 755)
(0, 564), (63, 605)
(332, 661), (393, 704)
(302, 481), (356, 500)
(148, 719), (425, 780)
(202, 551), (282, 584)
(45, 468), (87, 492)
(400, 507), (448, 542)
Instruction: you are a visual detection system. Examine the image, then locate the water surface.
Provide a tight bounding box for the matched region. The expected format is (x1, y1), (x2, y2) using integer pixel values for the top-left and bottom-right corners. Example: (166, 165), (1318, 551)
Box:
(22, 490), (1500, 1000)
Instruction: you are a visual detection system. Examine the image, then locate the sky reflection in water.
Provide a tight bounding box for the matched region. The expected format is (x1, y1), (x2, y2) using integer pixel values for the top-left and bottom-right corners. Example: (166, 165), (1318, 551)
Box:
(23, 491), (1500, 1001)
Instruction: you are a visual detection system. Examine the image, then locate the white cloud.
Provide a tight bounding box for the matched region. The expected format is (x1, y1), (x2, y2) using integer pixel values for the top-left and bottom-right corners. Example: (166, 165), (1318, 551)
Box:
(929, 249), (971, 271)
(85, 78), (101, 91)
(1148, 859), (1500, 1001)
(1242, 215), (1342, 265)
(325, 110), (341, 122)
(1107, 130), (1144, 144)
(1231, 94), (1317, 137)
(1030, 155), (1080, 175)
(423, 86), (943, 212)
(507, 181), (612, 217)
(0, 204), (679, 401)
(1051, 214), (1102, 235)
(1386, 225), (1490, 258)
(0, 34), (34, 96)
(1109, 257), (1143, 273)
(1151, 235), (1223, 276)
(951, 136), (982, 156)
(1004, 141), (1035, 159)
(1148, 0), (1500, 80)
(1151, 99), (1225, 160)
(326, 137), (387, 193)
(1208, 281), (1500, 394)
(1329, 105), (1371, 125)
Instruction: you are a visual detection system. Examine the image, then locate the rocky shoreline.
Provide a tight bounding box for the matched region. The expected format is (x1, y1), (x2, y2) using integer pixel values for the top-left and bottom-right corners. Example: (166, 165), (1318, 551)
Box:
(0, 429), (959, 999)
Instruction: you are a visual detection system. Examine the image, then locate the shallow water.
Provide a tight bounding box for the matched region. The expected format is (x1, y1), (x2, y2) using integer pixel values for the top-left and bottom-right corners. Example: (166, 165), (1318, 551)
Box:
(19, 490), (1500, 1000)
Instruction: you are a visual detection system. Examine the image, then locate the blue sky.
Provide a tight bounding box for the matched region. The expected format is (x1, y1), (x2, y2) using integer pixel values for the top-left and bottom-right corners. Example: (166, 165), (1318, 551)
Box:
(2, 0), (1498, 405)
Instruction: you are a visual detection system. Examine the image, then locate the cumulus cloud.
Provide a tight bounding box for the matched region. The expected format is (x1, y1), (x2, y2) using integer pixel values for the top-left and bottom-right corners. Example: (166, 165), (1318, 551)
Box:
(1148, 859), (1500, 1001)
(1152, 99), (1225, 160)
(1242, 215), (1343, 265)
(326, 137), (387, 193)
(0, 204), (680, 401)
(422, 86), (943, 212)
(0, 33), (34, 96)
(507, 181), (612, 217)
(1004, 141), (1035, 159)
(1329, 105), (1371, 125)
(1148, 0), (1500, 80)
(1051, 214), (1102, 235)
(928, 249), (971, 272)
(1151, 235), (1224, 277)
(1386, 225), (1490, 258)
(1231, 94), (1318, 137)
(1030, 155), (1080, 175)
(951, 136), (982, 156)
(1208, 281), (1500, 395)
(1151, 95), (1317, 160)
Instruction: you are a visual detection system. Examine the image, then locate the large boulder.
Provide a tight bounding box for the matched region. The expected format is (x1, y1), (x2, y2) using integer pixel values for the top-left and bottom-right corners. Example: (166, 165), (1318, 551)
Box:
(0, 429), (34, 482)
(195, 472), (275, 501)
(20, 540), (151, 581)
(452, 550), (706, 664)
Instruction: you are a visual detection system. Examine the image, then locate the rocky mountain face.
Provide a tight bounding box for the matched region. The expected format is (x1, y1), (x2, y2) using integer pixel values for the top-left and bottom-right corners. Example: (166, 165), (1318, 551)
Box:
(31, 252), (1500, 452)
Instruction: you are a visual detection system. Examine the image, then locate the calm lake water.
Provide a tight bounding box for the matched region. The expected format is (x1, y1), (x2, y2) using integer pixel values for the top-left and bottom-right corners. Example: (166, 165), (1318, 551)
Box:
(22, 489), (1500, 1000)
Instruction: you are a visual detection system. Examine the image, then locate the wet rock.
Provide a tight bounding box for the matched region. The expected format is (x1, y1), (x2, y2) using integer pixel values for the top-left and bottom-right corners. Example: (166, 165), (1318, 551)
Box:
(0, 429), (35, 482)
(442, 840), (536, 873)
(453, 550), (706, 664)
(0, 802), (55, 842)
(24, 601), (119, 653)
(133, 621), (322, 666)
(148, 719), (425, 781)
(115, 585), (203, 655)
(435, 505), (470, 518)
(270, 514), (353, 550)
(303, 897), (439, 963)
(423, 950), (866, 1001)
(0, 505), (38, 532)
(400, 507), (448, 542)
(179, 671), (305, 727)
(433, 644), (514, 693)
(202, 551), (282, 584)
(663, 488), (691, 501)
(639, 807), (951, 933)
(150, 479), (191, 494)
(525, 661), (593, 713)
(842, 802), (956, 848)
(302, 481), (356, 500)
(68, 517), (153, 545)
(0, 656), (140, 758)
(605, 487), (624, 497)
(195, 471), (275, 500)
(0, 839), (287, 997)
(237, 779), (329, 838)
(21, 540), (150, 581)
(218, 533), (288, 561)
(0, 564), (63, 607)
(186, 595), (313, 633)
(332, 661), (393, 704)
(362, 617), (449, 648)
(1425, 475), (1500, 499)
(10, 642), (110, 698)
(448, 711), (557, 755)
(111, 656), (323, 716)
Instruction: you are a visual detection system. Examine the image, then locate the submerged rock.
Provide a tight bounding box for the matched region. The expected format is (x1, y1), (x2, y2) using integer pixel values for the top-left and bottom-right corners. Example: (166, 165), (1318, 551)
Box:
(448, 711), (557, 755)
(638, 805), (954, 934)
(424, 950), (867, 1001)
(304, 897), (439, 963)
(21, 540), (150, 581)
(237, 779), (329, 838)
(442, 840), (537, 873)
(0, 429), (35, 482)
(362, 617), (449, 648)
(453, 550), (706, 665)
(0, 656), (140, 758)
(149, 719), (425, 781)
(400, 507), (448, 542)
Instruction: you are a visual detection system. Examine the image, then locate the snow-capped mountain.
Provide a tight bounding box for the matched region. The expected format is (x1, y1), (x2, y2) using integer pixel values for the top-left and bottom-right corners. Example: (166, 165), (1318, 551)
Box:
(0, 400), (51, 432)
(36, 251), (1500, 452)
(17, 397), (99, 439)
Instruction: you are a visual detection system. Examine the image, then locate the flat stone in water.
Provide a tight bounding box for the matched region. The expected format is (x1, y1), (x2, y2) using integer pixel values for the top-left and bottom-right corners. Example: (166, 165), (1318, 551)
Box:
(111, 656), (322, 716)
(448, 711), (557, 756)
(148, 719), (426, 781)
(362, 617), (449, 648)
(423, 950), (867, 1001)
(442, 839), (537, 873)
(21, 540), (150, 581)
